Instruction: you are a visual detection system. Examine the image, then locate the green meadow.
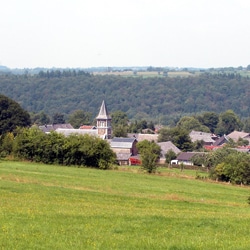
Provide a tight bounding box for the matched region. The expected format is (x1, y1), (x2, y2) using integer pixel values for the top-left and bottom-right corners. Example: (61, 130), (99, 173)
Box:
(0, 161), (250, 250)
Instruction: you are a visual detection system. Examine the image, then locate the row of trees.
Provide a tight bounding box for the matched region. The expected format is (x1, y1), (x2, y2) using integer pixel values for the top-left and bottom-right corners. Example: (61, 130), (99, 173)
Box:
(193, 148), (250, 185)
(1, 127), (116, 169)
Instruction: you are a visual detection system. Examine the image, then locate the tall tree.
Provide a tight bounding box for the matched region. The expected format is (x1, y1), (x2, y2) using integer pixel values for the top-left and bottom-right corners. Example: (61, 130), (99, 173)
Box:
(177, 116), (210, 132)
(68, 110), (92, 128)
(0, 94), (31, 135)
(158, 127), (193, 151)
(198, 112), (219, 133)
(52, 112), (65, 124)
(215, 110), (242, 135)
(136, 140), (161, 173)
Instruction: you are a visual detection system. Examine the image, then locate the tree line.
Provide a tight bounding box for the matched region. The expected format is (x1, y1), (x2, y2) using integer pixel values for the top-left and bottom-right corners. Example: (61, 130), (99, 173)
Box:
(0, 72), (250, 125)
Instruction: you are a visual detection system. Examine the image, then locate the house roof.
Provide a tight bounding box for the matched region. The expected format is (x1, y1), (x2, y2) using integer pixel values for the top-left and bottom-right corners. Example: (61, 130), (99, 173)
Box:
(227, 131), (250, 141)
(137, 133), (158, 142)
(39, 123), (73, 133)
(96, 100), (111, 120)
(213, 135), (229, 146)
(189, 130), (215, 143)
(79, 125), (96, 130)
(110, 137), (137, 148)
(157, 141), (181, 156)
(55, 128), (98, 137)
(176, 152), (205, 161)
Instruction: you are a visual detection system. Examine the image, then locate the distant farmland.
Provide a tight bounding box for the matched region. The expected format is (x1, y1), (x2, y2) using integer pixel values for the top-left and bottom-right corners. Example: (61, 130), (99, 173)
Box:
(93, 70), (198, 77)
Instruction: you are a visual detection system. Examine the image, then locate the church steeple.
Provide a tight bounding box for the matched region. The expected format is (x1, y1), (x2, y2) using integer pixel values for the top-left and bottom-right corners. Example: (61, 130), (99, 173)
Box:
(96, 100), (111, 120)
(96, 100), (112, 139)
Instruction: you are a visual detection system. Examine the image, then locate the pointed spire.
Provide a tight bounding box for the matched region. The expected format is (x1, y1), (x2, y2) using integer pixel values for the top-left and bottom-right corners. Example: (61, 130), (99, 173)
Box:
(96, 100), (111, 119)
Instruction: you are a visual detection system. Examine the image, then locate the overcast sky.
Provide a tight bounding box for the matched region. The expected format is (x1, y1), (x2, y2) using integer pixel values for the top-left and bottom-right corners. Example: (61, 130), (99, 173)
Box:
(1, 0), (250, 69)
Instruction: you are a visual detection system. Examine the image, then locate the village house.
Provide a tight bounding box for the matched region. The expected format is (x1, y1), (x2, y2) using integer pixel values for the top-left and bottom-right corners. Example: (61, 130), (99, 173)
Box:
(189, 130), (218, 145)
(110, 137), (138, 165)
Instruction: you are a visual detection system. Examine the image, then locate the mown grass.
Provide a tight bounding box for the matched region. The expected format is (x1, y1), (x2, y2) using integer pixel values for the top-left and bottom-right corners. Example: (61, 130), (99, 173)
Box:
(1, 160), (250, 249)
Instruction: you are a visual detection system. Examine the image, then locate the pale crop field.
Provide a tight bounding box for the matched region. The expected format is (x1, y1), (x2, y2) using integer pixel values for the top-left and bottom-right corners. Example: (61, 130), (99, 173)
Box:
(0, 160), (250, 249)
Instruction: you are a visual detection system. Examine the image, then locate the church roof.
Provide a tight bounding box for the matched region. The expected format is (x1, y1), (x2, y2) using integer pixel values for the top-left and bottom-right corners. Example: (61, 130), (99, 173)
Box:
(96, 100), (111, 119)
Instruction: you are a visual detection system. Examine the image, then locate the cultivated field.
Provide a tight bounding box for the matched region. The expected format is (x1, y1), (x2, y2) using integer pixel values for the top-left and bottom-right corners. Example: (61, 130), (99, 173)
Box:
(1, 161), (250, 249)
(93, 71), (198, 78)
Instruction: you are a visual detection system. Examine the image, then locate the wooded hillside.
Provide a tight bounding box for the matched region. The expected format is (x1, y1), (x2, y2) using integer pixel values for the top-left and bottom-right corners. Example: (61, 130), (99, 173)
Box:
(0, 72), (249, 124)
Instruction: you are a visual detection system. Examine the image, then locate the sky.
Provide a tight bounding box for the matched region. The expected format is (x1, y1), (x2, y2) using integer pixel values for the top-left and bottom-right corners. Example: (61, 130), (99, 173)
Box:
(0, 0), (250, 69)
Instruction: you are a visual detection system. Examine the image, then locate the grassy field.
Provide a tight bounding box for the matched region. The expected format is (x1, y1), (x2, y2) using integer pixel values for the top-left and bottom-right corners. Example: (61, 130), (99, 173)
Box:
(1, 161), (250, 249)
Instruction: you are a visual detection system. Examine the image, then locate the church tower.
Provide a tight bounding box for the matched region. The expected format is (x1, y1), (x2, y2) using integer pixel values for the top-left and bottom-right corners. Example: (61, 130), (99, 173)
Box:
(96, 100), (112, 139)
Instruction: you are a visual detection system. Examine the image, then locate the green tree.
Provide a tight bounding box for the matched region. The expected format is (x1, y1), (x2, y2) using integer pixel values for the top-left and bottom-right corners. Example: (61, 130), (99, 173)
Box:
(111, 110), (128, 127)
(215, 110), (242, 135)
(198, 112), (219, 133)
(177, 116), (210, 132)
(158, 127), (193, 151)
(0, 132), (14, 157)
(30, 111), (51, 125)
(52, 112), (65, 124)
(111, 110), (128, 137)
(0, 94), (31, 135)
(137, 140), (161, 173)
(112, 124), (128, 137)
(243, 118), (250, 133)
(212, 152), (250, 184)
(68, 110), (92, 128)
(165, 149), (177, 164)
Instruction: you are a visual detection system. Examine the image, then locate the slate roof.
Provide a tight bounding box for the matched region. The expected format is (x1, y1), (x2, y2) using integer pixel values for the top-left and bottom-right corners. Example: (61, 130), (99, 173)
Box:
(110, 137), (137, 148)
(177, 152), (205, 161)
(96, 100), (111, 119)
(213, 135), (229, 146)
(189, 130), (215, 144)
(39, 123), (73, 133)
(157, 141), (181, 156)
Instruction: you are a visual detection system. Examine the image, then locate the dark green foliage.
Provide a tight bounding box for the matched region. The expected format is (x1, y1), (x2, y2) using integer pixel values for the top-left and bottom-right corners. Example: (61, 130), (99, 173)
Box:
(0, 94), (31, 134)
(136, 140), (161, 173)
(1, 73), (250, 125)
(68, 110), (92, 128)
(197, 112), (219, 133)
(52, 112), (65, 124)
(165, 149), (177, 164)
(177, 116), (210, 132)
(158, 127), (193, 151)
(111, 110), (128, 137)
(112, 124), (128, 137)
(215, 110), (242, 136)
(211, 152), (250, 185)
(30, 111), (51, 125)
(12, 127), (116, 169)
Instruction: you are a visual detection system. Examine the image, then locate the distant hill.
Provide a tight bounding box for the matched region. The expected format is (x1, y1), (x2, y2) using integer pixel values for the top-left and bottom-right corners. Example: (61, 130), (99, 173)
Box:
(0, 72), (249, 124)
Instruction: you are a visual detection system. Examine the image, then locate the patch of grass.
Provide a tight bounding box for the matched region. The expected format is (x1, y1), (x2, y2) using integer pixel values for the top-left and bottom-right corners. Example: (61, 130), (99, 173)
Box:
(0, 161), (250, 249)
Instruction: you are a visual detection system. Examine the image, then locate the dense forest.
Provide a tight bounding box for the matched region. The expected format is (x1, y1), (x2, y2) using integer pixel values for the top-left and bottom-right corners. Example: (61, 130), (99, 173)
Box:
(0, 71), (250, 124)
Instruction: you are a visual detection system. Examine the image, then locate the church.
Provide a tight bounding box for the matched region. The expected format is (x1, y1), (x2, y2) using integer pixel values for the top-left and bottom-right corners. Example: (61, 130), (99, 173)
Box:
(53, 100), (112, 139)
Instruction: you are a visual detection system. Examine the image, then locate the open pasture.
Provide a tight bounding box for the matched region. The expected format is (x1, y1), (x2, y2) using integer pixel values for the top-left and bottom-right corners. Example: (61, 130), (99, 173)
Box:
(0, 161), (250, 249)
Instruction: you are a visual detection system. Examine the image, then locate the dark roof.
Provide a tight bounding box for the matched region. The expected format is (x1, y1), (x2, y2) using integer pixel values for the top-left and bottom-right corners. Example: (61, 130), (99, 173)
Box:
(213, 135), (229, 146)
(96, 100), (111, 119)
(177, 152), (205, 161)
(110, 137), (137, 148)
(112, 137), (136, 143)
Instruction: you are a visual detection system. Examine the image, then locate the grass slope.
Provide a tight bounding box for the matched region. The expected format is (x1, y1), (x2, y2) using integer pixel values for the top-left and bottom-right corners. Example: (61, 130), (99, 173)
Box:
(0, 161), (250, 249)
